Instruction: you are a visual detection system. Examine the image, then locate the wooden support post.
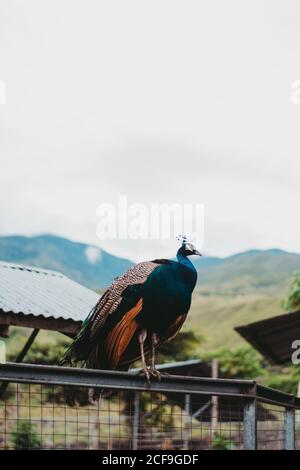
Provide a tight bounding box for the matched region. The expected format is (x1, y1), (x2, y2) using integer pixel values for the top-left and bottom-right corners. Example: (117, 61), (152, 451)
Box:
(15, 328), (39, 363)
(0, 325), (10, 338)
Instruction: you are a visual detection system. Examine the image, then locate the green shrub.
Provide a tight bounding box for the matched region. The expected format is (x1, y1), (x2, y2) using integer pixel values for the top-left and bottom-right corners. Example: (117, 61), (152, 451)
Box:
(12, 420), (41, 449)
(266, 365), (300, 394)
(212, 432), (235, 450)
(283, 270), (300, 311)
(205, 347), (263, 379)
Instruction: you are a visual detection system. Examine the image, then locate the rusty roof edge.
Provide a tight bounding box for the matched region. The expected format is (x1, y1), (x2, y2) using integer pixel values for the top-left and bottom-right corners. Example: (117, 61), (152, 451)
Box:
(0, 260), (65, 277)
(0, 308), (83, 324)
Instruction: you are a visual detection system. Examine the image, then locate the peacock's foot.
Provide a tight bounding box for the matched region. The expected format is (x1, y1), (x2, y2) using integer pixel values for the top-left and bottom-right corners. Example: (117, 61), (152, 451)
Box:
(138, 367), (151, 385)
(149, 367), (161, 381)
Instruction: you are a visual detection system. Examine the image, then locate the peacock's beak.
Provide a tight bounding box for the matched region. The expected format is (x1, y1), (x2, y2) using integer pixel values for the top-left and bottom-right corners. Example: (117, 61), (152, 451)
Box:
(193, 250), (202, 256)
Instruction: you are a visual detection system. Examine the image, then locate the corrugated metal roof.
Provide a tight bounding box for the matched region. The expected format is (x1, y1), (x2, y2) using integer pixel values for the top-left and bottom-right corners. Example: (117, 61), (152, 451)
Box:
(0, 261), (99, 323)
(235, 310), (300, 364)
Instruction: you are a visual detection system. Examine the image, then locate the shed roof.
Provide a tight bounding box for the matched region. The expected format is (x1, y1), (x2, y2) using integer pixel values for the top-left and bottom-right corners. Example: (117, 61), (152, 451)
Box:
(0, 261), (99, 335)
(235, 310), (300, 364)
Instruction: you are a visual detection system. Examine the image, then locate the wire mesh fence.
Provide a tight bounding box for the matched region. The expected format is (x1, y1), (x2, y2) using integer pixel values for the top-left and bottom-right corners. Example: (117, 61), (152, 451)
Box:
(256, 404), (285, 450)
(0, 363), (299, 450)
(0, 383), (242, 450)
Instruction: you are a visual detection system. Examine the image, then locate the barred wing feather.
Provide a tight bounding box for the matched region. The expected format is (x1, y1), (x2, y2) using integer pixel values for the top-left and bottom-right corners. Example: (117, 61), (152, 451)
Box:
(59, 260), (159, 366)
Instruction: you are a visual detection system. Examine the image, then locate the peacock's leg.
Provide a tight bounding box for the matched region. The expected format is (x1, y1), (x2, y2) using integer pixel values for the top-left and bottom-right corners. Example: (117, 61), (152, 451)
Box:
(138, 329), (150, 383)
(149, 332), (161, 380)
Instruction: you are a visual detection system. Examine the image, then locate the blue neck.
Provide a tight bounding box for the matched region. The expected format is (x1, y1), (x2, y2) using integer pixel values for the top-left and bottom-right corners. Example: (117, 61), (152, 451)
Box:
(176, 248), (197, 291)
(176, 249), (195, 271)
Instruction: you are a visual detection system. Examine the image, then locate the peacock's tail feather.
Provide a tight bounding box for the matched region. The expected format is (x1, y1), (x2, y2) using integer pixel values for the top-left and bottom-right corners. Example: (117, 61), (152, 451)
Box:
(59, 303), (99, 367)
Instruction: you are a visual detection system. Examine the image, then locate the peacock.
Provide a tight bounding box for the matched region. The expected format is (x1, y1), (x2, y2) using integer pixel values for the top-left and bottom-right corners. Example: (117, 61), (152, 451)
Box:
(60, 237), (201, 389)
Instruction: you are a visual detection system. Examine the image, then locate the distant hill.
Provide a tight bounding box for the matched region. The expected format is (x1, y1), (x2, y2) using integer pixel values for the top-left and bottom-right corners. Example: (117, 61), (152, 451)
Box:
(0, 234), (133, 289)
(194, 249), (300, 295)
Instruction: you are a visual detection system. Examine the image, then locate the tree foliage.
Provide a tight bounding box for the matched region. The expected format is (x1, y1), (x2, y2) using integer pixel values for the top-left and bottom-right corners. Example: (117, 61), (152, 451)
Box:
(205, 347), (263, 379)
(266, 365), (300, 395)
(283, 270), (300, 311)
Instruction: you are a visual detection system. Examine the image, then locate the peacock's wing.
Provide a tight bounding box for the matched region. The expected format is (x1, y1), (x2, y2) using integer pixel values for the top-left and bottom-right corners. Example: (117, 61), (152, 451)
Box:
(59, 260), (161, 366)
(88, 260), (161, 336)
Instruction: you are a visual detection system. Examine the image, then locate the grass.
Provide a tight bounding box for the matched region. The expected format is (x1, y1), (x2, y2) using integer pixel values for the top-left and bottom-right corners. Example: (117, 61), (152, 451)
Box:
(186, 290), (283, 352)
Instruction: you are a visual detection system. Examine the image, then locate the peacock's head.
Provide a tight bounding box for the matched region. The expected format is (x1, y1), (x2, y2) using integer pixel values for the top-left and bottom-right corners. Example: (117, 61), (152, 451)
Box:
(176, 235), (202, 257)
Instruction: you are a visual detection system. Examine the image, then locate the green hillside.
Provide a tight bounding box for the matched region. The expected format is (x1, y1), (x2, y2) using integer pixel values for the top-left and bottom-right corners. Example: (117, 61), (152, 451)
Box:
(186, 292), (283, 352)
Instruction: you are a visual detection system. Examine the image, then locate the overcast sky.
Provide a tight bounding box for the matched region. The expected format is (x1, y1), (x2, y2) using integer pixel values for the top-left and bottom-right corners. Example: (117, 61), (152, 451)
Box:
(1, 0), (300, 261)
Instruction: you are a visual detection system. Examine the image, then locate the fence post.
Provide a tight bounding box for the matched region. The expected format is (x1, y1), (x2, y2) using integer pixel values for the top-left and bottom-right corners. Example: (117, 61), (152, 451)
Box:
(132, 391), (140, 450)
(284, 407), (295, 450)
(243, 398), (257, 450)
(183, 393), (191, 449)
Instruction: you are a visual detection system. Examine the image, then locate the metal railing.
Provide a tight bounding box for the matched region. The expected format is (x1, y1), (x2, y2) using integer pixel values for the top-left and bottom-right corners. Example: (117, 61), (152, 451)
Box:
(0, 362), (299, 450)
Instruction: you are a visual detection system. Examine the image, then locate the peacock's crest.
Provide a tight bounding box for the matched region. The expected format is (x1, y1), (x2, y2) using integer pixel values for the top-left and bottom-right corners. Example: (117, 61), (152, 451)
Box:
(176, 234), (188, 245)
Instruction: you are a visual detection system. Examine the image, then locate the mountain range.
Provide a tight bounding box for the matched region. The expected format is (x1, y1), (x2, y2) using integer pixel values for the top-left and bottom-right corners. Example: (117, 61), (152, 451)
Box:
(194, 248), (300, 295)
(0, 234), (299, 295)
